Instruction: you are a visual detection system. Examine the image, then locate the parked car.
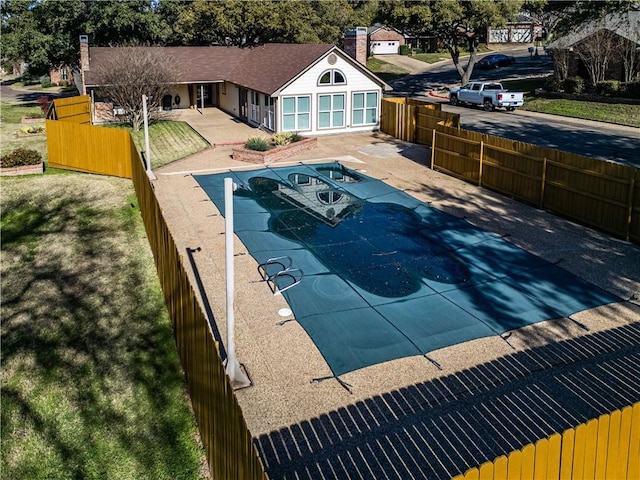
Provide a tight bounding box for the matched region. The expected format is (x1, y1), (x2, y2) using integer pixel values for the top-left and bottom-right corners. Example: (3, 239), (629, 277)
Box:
(476, 53), (516, 69)
(449, 82), (525, 111)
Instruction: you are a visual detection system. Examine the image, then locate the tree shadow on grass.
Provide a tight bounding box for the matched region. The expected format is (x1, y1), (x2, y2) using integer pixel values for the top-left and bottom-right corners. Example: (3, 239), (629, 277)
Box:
(1, 178), (206, 479)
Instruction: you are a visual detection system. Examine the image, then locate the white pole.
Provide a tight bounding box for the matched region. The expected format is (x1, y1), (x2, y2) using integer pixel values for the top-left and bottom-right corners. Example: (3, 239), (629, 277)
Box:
(200, 85), (204, 111)
(142, 94), (151, 174)
(224, 178), (251, 389)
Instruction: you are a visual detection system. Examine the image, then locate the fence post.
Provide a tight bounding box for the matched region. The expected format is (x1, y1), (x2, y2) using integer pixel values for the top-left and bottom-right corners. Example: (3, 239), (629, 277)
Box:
(431, 129), (436, 169)
(540, 157), (548, 210)
(626, 177), (635, 242)
(478, 140), (484, 187)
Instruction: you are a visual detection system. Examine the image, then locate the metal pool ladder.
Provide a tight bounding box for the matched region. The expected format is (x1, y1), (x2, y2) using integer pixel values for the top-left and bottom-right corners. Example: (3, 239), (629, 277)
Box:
(257, 256), (304, 296)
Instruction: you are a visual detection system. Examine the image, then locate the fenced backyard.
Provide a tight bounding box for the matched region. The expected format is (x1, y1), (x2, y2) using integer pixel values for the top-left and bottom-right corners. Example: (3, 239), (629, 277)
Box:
(45, 95), (639, 479)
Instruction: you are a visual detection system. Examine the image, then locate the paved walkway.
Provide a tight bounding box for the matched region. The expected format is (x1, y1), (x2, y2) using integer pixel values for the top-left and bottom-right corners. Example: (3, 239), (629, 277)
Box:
(171, 107), (261, 146)
(153, 115), (640, 479)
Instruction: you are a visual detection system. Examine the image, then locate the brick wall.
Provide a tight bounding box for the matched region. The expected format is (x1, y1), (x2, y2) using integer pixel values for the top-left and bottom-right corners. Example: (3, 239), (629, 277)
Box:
(232, 137), (317, 165)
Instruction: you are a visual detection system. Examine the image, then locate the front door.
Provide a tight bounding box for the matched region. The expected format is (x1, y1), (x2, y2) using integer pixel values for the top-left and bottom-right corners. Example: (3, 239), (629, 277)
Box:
(239, 88), (248, 121)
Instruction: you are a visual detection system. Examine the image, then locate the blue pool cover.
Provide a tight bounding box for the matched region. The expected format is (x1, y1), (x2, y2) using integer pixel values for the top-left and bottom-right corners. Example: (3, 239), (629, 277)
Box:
(194, 162), (620, 376)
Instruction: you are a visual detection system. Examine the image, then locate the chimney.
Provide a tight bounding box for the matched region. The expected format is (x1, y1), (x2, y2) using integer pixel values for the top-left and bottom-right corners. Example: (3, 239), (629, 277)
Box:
(79, 35), (89, 95)
(343, 27), (368, 65)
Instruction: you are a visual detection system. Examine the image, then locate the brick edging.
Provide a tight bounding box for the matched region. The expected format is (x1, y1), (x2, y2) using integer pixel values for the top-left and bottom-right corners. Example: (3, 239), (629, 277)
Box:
(0, 162), (45, 176)
(232, 137), (317, 165)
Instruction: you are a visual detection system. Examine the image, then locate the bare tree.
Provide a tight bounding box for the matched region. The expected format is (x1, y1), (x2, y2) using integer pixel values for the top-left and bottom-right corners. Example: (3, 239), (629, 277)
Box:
(573, 28), (621, 86)
(551, 47), (571, 81)
(91, 47), (179, 131)
(618, 13), (640, 82)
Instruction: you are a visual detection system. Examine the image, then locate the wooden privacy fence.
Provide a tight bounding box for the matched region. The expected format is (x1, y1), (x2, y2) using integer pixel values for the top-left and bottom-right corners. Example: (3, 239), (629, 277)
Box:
(46, 119), (268, 480)
(453, 402), (640, 480)
(381, 97), (640, 243)
(380, 97), (460, 143)
(131, 150), (267, 480)
(46, 120), (135, 178)
(46, 94), (91, 124)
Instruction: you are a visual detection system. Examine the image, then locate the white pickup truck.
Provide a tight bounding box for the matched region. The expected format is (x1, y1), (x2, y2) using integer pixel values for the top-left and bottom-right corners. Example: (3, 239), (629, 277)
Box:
(449, 82), (525, 112)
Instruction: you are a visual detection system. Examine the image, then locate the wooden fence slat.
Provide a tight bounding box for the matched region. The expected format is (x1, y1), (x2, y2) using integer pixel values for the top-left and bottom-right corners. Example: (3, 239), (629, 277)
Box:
(560, 428), (575, 480)
(478, 462), (494, 480)
(533, 438), (549, 480)
(605, 409), (622, 479)
(521, 444), (535, 479)
(594, 413), (610, 479)
(582, 419), (599, 479)
(547, 433), (562, 479)
(628, 403), (640, 479)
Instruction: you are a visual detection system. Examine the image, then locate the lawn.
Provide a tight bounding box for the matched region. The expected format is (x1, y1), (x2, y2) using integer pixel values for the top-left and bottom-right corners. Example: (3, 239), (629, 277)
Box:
(497, 79), (640, 128)
(0, 174), (209, 479)
(123, 120), (210, 169)
(521, 97), (640, 128)
(1, 101), (49, 163)
(366, 57), (409, 83)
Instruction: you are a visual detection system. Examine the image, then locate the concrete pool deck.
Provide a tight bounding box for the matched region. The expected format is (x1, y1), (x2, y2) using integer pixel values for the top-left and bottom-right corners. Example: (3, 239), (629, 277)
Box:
(153, 110), (640, 476)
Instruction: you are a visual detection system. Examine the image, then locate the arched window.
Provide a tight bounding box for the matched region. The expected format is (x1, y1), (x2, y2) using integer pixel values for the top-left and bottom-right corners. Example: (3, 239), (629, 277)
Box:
(318, 69), (346, 86)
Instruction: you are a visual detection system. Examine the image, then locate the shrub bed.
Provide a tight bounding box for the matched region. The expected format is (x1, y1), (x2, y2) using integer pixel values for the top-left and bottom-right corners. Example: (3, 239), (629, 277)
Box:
(233, 136), (317, 164)
(0, 148), (44, 175)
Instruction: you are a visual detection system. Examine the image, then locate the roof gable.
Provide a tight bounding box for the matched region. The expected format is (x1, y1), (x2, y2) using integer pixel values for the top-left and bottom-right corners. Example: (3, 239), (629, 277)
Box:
(549, 11), (640, 49)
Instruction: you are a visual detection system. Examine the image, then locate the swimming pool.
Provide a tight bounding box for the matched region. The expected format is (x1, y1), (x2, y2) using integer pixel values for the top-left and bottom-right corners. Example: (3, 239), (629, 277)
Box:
(195, 162), (619, 376)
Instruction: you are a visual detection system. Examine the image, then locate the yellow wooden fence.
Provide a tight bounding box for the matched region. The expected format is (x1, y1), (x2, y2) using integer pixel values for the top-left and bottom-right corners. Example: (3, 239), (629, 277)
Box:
(46, 120), (134, 178)
(380, 97), (460, 143)
(453, 402), (640, 480)
(46, 118), (268, 480)
(46, 94), (91, 124)
(381, 98), (640, 244)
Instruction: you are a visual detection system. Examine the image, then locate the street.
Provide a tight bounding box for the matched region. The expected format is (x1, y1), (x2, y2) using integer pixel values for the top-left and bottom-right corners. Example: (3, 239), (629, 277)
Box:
(383, 49), (640, 168)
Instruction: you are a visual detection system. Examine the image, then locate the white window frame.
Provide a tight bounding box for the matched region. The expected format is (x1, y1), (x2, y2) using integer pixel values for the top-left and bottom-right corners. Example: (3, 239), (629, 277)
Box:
(282, 95), (310, 132)
(250, 91), (260, 124)
(351, 91), (378, 126)
(263, 96), (275, 131)
(318, 93), (345, 129)
(317, 69), (347, 86)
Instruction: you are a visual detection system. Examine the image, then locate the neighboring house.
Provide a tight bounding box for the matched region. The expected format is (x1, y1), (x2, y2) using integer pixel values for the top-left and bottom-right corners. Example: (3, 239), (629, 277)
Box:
(79, 36), (389, 136)
(487, 15), (544, 44)
(367, 25), (406, 55)
(49, 65), (74, 86)
(548, 11), (640, 82)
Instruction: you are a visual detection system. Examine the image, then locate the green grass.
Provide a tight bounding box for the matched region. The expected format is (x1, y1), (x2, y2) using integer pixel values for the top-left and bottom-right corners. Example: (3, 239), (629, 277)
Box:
(1, 101), (49, 165)
(1, 174), (208, 480)
(499, 78), (640, 127)
(521, 98), (640, 127)
(366, 57), (410, 83)
(125, 121), (210, 169)
(411, 52), (452, 64)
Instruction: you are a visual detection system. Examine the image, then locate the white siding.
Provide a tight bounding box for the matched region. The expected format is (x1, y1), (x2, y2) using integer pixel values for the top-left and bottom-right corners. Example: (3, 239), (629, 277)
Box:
(219, 82), (240, 116)
(278, 51), (382, 135)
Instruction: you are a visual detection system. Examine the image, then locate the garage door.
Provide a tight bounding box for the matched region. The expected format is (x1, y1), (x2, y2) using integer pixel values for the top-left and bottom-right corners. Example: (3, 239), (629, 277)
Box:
(371, 41), (400, 55)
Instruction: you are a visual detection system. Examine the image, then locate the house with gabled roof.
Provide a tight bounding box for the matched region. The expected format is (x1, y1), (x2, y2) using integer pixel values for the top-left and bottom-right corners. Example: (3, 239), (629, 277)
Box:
(548, 11), (640, 82)
(79, 36), (390, 136)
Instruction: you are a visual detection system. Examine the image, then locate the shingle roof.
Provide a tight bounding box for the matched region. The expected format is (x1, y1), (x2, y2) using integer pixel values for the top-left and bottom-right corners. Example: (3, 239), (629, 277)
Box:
(549, 11), (640, 49)
(83, 43), (347, 95)
(228, 43), (335, 94)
